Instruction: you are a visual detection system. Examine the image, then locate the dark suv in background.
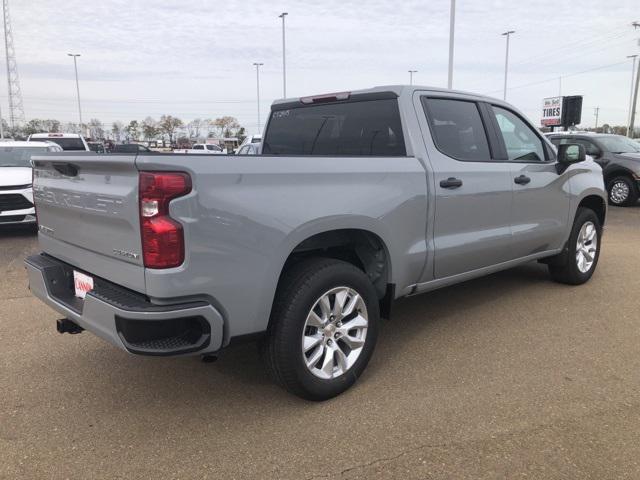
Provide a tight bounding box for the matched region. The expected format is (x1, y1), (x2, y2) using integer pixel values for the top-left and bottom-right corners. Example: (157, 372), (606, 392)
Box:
(547, 133), (640, 206)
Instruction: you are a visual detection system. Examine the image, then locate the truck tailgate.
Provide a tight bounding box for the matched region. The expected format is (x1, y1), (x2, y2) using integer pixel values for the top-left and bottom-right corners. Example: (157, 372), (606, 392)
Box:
(32, 153), (145, 292)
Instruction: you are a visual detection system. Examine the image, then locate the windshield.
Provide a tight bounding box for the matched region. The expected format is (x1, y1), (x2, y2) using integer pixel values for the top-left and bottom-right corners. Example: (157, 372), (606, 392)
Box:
(30, 137), (86, 151)
(598, 136), (640, 154)
(0, 147), (47, 167)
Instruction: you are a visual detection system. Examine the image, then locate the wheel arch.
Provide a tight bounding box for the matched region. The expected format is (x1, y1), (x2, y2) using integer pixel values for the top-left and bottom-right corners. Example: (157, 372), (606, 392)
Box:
(577, 194), (606, 226)
(603, 166), (636, 185)
(269, 218), (397, 322)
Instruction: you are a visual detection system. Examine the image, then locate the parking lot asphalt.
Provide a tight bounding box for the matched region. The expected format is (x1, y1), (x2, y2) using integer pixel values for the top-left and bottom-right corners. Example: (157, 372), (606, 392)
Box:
(1, 205), (639, 480)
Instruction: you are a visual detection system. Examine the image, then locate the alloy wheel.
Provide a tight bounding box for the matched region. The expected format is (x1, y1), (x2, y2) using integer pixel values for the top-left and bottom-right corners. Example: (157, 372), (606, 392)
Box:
(301, 287), (368, 380)
(576, 221), (598, 273)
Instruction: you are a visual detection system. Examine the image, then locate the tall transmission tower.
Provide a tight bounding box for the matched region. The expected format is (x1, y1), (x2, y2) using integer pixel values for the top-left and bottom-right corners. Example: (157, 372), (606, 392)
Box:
(2, 0), (25, 130)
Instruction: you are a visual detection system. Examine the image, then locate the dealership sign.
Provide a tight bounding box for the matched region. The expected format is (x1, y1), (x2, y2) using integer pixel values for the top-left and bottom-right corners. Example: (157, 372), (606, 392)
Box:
(541, 97), (563, 126)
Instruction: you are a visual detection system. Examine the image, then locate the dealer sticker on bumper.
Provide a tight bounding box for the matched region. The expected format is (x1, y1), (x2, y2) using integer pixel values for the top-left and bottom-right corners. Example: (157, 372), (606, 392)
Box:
(73, 271), (94, 299)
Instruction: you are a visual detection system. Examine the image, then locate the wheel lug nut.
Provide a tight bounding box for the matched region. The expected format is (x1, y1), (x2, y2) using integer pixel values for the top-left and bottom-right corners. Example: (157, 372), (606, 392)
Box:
(336, 321), (342, 327)
(327, 339), (333, 346)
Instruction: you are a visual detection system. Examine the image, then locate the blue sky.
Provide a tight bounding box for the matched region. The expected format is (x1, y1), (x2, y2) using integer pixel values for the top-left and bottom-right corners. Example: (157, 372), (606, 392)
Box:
(7, 0), (640, 133)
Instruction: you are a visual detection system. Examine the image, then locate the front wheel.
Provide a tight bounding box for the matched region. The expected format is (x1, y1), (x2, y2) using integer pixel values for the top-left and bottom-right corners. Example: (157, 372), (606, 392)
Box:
(548, 207), (602, 285)
(262, 258), (380, 401)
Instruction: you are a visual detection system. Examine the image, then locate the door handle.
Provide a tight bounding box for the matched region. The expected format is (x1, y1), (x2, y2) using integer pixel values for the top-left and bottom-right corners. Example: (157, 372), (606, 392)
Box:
(514, 175), (531, 185)
(53, 162), (79, 177)
(439, 177), (463, 189)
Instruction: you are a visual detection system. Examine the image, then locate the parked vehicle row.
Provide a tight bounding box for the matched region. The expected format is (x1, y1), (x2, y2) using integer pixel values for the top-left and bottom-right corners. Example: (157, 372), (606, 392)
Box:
(25, 85), (607, 400)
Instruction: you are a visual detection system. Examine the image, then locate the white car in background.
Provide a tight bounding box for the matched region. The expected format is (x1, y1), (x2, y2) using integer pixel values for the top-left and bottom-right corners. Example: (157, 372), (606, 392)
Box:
(0, 141), (62, 226)
(28, 132), (89, 151)
(174, 143), (226, 154)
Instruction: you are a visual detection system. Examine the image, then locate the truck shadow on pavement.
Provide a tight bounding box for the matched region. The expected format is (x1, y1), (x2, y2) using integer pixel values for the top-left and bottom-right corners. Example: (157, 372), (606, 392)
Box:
(47, 260), (559, 410)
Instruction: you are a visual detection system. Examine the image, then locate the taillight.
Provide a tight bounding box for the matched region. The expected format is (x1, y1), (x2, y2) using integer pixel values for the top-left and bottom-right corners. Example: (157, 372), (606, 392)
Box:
(139, 171), (191, 269)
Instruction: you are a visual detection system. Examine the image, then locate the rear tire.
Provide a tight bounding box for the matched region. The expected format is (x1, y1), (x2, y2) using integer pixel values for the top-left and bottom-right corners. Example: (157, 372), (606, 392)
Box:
(548, 207), (602, 285)
(607, 176), (638, 207)
(262, 257), (380, 401)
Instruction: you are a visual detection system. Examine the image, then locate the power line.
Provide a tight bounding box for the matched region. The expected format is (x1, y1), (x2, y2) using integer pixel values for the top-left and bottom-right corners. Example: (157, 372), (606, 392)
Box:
(482, 60), (629, 95)
(508, 36), (637, 74)
(508, 31), (632, 69)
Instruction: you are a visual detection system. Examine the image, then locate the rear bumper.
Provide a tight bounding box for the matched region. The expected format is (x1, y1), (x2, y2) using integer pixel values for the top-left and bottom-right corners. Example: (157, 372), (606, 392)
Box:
(25, 253), (225, 356)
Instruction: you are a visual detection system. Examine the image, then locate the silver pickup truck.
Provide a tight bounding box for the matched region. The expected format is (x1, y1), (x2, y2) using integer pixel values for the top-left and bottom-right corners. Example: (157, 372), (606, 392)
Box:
(26, 86), (606, 400)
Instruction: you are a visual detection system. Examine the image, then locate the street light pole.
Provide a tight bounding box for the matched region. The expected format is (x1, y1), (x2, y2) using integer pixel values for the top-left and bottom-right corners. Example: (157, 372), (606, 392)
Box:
(253, 62), (264, 133)
(67, 53), (83, 133)
(627, 55), (638, 137)
(629, 22), (640, 138)
(629, 57), (640, 138)
(501, 31), (515, 100)
(447, 0), (455, 89)
(278, 12), (288, 97)
(408, 70), (417, 85)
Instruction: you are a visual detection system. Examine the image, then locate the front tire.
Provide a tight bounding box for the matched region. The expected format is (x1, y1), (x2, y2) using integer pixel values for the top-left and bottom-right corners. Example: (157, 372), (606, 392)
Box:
(262, 258), (380, 401)
(548, 207), (602, 285)
(607, 176), (638, 207)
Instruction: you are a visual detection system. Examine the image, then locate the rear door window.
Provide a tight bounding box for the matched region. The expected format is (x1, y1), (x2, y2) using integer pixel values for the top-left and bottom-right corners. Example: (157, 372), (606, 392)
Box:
(421, 98), (491, 161)
(262, 98), (406, 156)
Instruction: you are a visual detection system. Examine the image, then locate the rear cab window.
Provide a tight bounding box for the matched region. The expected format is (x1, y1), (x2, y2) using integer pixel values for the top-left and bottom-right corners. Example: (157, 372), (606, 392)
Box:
(262, 95), (406, 156)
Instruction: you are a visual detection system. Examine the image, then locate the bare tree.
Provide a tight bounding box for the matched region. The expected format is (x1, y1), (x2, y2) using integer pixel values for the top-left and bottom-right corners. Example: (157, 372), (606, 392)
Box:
(64, 122), (78, 133)
(112, 121), (124, 142)
(125, 120), (140, 141)
(142, 117), (160, 141)
(159, 115), (184, 144)
(187, 118), (206, 141)
(88, 118), (104, 139)
(212, 116), (240, 139)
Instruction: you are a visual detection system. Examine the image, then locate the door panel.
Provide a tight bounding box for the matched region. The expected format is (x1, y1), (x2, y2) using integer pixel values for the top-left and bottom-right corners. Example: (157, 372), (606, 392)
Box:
(431, 165), (514, 277)
(490, 106), (570, 257)
(417, 96), (514, 280)
(510, 163), (570, 256)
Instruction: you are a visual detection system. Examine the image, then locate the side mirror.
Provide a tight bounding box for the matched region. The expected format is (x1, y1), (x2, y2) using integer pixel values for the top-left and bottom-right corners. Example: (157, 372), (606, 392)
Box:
(556, 143), (585, 173)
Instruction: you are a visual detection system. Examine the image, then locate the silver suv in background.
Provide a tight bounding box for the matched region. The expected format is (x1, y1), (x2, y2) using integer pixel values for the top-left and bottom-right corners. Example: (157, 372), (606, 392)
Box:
(26, 86), (606, 400)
